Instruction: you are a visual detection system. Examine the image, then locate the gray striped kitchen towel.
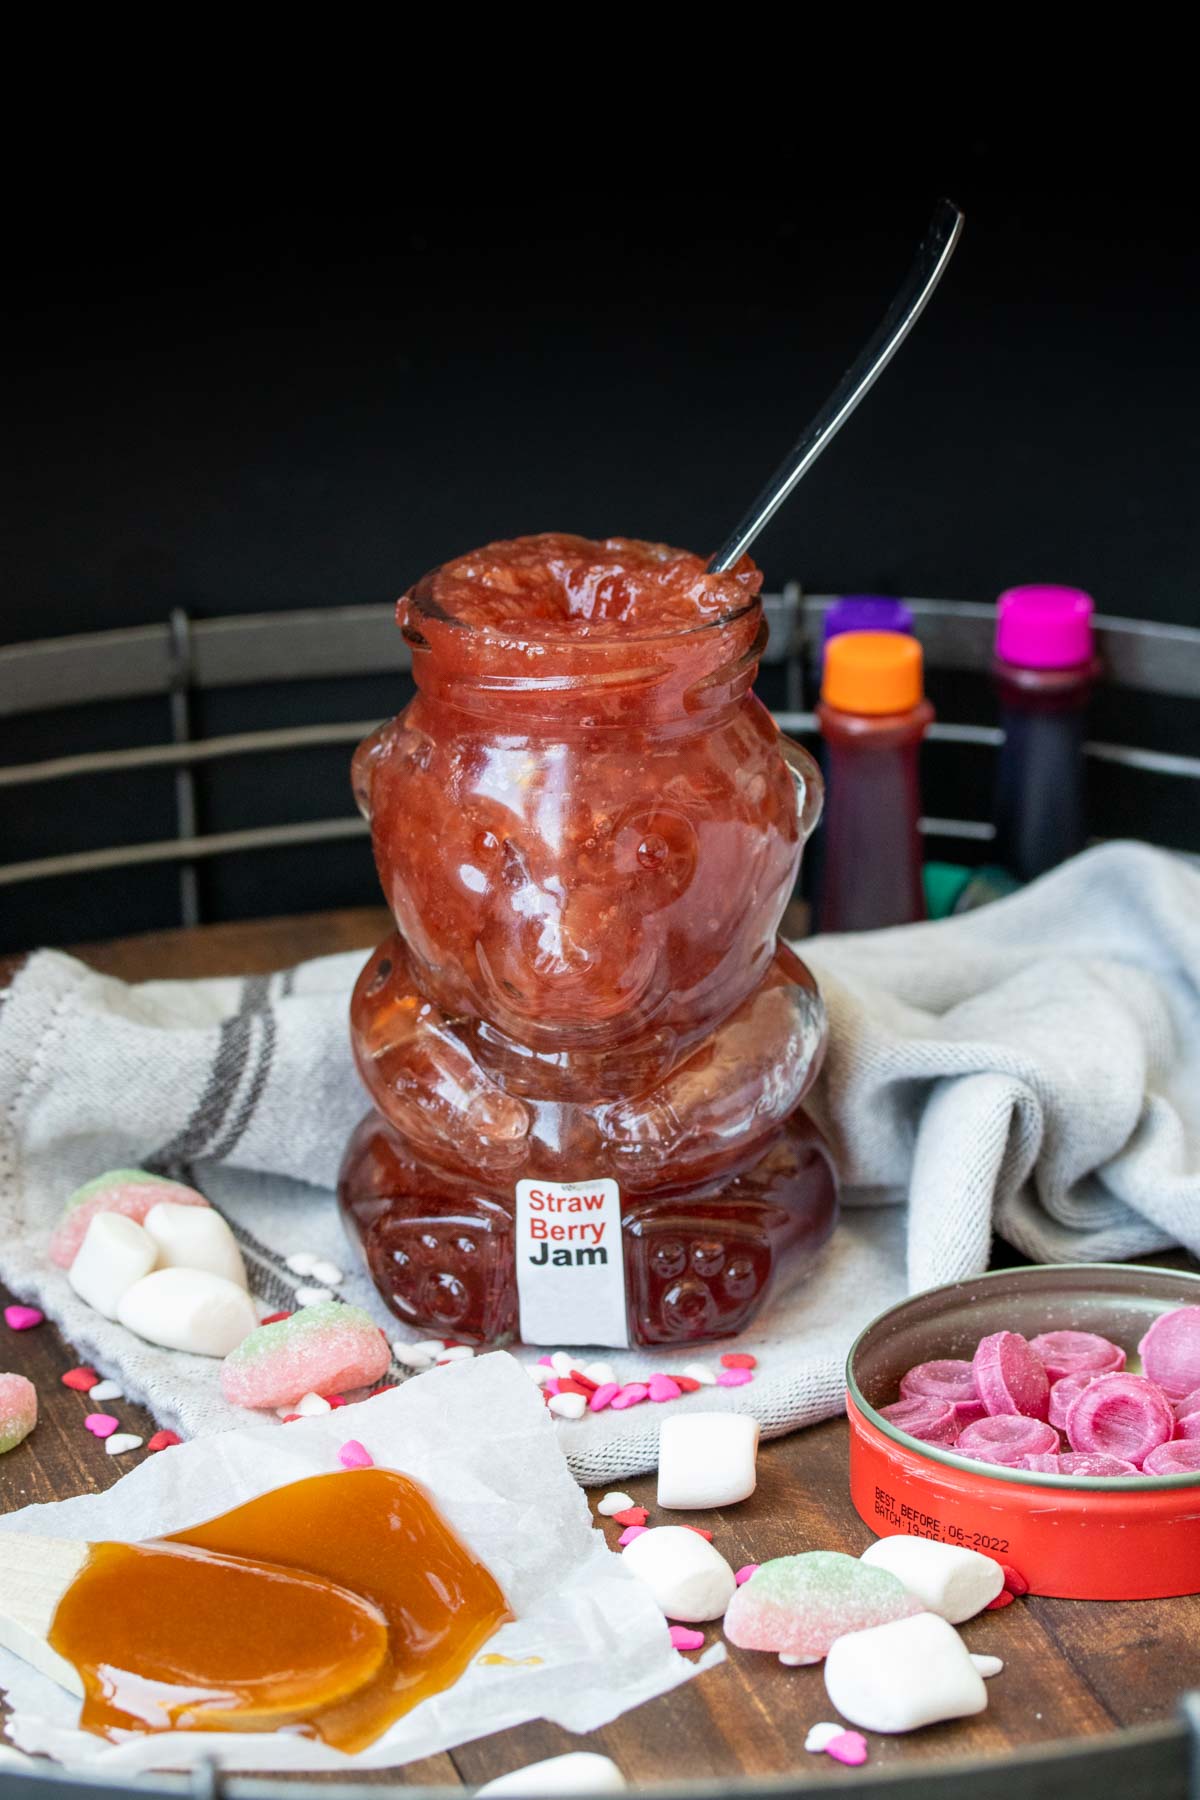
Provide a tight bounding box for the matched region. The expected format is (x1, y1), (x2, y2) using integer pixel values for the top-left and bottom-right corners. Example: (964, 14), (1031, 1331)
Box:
(1, 840), (1198, 1482)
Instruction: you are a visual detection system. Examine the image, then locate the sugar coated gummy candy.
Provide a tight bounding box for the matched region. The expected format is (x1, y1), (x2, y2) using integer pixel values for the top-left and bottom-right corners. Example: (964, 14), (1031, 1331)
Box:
(972, 1331), (1050, 1420)
(1137, 1306), (1200, 1402)
(1141, 1439), (1200, 1476)
(1048, 1370), (1103, 1432)
(1027, 1329), (1124, 1384)
(954, 1415), (1059, 1467)
(723, 1551), (922, 1663)
(220, 1302), (390, 1410)
(1020, 1451), (1139, 1476)
(1065, 1372), (1175, 1468)
(877, 1396), (959, 1447)
(0, 1372), (37, 1453)
(51, 1169), (208, 1268)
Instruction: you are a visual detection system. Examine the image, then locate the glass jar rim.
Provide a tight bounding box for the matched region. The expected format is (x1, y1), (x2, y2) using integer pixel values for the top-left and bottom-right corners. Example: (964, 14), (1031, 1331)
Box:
(404, 570), (761, 649)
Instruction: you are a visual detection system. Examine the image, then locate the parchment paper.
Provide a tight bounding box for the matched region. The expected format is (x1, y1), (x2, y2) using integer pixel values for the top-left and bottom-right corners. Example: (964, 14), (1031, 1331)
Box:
(0, 1353), (720, 1773)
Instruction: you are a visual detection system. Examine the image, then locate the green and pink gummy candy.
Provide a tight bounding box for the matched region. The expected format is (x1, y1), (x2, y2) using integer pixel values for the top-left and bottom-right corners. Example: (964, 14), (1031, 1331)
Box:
(220, 1302), (390, 1410)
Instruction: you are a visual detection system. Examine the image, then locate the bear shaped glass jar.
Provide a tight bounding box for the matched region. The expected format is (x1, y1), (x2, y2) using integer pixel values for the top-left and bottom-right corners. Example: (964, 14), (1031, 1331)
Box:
(339, 535), (838, 1348)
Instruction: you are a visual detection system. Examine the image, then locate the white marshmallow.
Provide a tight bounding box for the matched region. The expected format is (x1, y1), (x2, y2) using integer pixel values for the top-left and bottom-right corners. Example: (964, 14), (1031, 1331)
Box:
(620, 1526), (736, 1623)
(597, 1490), (635, 1516)
(859, 1536), (1004, 1623)
(105, 1433), (144, 1456)
(117, 1267), (258, 1357)
(476, 1753), (625, 1795)
(144, 1201), (248, 1288)
(69, 1213), (158, 1319)
(548, 1392), (587, 1420)
(971, 1653), (1004, 1678)
(824, 1612), (988, 1733)
(681, 1361), (717, 1386)
(657, 1412), (760, 1510)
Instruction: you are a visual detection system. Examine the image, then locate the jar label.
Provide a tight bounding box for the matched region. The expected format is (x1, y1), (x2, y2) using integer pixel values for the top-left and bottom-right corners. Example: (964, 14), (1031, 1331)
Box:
(514, 1177), (629, 1348)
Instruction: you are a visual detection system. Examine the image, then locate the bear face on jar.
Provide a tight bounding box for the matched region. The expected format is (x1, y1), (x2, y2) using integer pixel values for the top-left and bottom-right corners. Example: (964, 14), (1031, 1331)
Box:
(353, 535), (820, 1067)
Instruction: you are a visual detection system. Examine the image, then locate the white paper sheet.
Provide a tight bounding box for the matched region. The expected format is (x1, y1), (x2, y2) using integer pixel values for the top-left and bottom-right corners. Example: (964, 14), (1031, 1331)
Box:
(0, 1353), (720, 1773)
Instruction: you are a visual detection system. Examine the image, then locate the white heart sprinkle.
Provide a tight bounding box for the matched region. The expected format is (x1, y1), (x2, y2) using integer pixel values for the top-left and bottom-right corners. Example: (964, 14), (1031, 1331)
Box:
(597, 1491), (635, 1516)
(309, 1259), (344, 1287)
(435, 1345), (474, 1364)
(548, 1392), (587, 1420)
(582, 1361), (616, 1386)
(87, 1380), (124, 1402)
(105, 1433), (143, 1456)
(681, 1362), (717, 1385)
(550, 1350), (577, 1377)
(805, 1723), (843, 1753)
(294, 1392), (332, 1416)
(393, 1342), (435, 1370)
(526, 1362), (553, 1386)
(294, 1285), (334, 1307)
(285, 1251), (318, 1276)
(412, 1339), (448, 1358)
(971, 1654), (1004, 1678)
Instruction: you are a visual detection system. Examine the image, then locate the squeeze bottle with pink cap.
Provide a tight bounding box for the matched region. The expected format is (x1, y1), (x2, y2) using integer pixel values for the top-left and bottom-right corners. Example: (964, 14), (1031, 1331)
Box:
(993, 585), (1099, 881)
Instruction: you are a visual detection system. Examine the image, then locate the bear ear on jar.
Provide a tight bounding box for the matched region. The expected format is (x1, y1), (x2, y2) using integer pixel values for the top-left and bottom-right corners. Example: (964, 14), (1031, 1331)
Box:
(780, 736), (824, 842)
(351, 724), (390, 822)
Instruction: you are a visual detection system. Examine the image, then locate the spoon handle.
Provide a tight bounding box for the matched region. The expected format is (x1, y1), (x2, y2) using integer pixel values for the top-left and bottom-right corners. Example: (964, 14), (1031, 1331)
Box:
(707, 198), (964, 575)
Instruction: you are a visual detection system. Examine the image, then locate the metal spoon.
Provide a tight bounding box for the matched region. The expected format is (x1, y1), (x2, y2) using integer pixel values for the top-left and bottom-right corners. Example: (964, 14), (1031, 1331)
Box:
(707, 198), (965, 574)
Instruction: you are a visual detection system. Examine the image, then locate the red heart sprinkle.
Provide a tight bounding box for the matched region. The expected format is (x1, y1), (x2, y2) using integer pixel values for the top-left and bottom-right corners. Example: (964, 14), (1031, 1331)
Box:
(367, 1385), (393, 1398)
(556, 1379), (590, 1398)
(1000, 1562), (1029, 1595)
(281, 1413), (302, 1423)
(611, 1506), (649, 1528)
(323, 1394), (347, 1408)
(720, 1352), (757, 1369)
(570, 1371), (600, 1392)
(684, 1526), (714, 1540)
(260, 1311), (291, 1324)
(675, 1376), (701, 1392)
(147, 1430), (181, 1451)
(62, 1367), (100, 1391)
(985, 1588), (1015, 1610)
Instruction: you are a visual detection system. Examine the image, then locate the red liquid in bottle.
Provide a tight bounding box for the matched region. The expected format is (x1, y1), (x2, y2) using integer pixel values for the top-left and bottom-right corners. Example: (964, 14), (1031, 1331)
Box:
(339, 535), (837, 1347)
(815, 631), (933, 933)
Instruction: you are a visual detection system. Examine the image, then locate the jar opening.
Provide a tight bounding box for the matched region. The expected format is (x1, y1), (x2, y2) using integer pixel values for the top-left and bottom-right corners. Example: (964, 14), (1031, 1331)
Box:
(400, 534), (767, 728)
(402, 532), (762, 647)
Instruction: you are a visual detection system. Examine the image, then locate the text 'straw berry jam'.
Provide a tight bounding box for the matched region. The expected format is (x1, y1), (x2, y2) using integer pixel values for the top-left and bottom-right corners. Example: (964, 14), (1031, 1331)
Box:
(338, 534), (838, 1348)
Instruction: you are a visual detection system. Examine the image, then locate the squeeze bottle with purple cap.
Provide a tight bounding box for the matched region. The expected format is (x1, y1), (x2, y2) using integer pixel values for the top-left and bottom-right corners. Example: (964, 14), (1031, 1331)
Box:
(823, 595), (915, 651)
(993, 585), (1099, 881)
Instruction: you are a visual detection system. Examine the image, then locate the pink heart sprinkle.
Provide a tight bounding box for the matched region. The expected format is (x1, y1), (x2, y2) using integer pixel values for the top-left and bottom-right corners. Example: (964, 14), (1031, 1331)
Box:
(544, 1378), (561, 1396)
(648, 1374), (682, 1403)
(619, 1525), (649, 1546)
(716, 1367), (753, 1387)
(85, 1413), (119, 1438)
(589, 1382), (620, 1412)
(735, 1563), (759, 1585)
(825, 1731), (869, 1766)
(537, 1355), (554, 1367)
(668, 1625), (705, 1652)
(610, 1383), (649, 1411)
(338, 1439), (374, 1469)
(4, 1305), (43, 1331)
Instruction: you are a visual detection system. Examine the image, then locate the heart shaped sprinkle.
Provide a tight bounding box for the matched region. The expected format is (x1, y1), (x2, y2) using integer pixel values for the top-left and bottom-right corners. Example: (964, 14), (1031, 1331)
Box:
(4, 1305), (43, 1332)
(85, 1413), (120, 1438)
(338, 1439), (374, 1469)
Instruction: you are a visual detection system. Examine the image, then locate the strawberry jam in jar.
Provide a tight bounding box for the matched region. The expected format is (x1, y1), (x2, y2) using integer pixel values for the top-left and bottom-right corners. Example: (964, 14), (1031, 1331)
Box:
(339, 534), (837, 1348)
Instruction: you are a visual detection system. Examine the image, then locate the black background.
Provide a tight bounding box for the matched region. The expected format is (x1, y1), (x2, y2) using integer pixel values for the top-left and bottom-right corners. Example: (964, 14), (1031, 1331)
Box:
(3, 118), (1197, 951)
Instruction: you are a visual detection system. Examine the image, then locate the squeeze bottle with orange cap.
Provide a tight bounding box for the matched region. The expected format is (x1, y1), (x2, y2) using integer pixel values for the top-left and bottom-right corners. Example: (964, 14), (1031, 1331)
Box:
(815, 630), (934, 933)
